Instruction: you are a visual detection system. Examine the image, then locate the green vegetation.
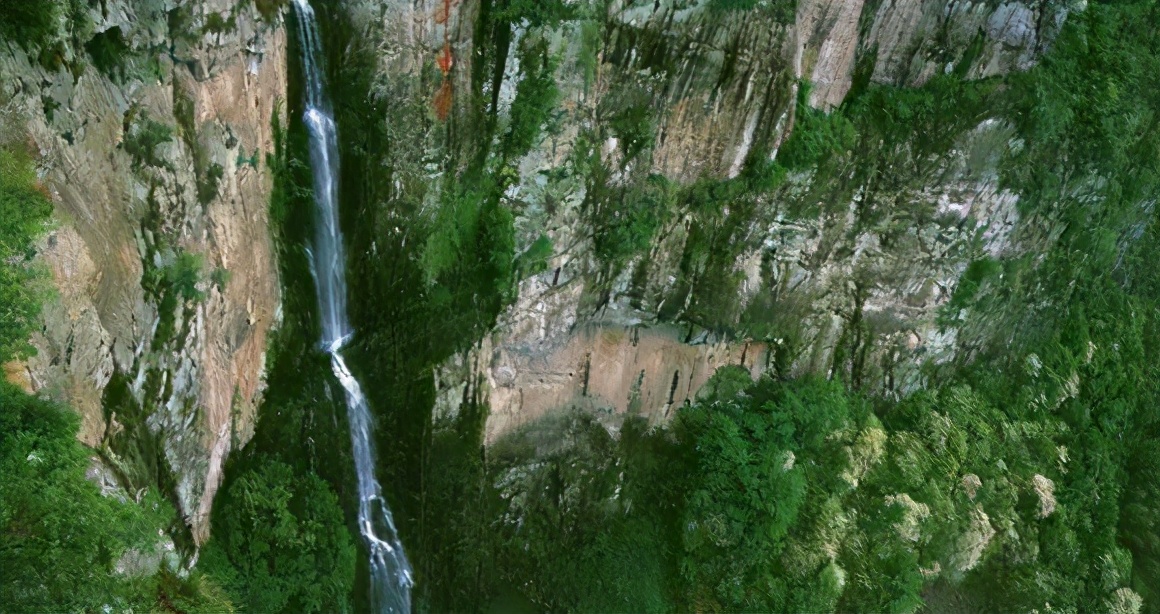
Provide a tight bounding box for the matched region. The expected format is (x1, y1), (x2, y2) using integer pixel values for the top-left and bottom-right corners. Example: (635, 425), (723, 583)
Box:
(603, 84), (656, 165)
(0, 1), (60, 49)
(0, 147), (52, 362)
(0, 381), (236, 612)
(777, 83), (857, 170)
(0, 0), (82, 51)
(393, 2), (1160, 612)
(140, 247), (205, 346)
(490, 0), (576, 29)
(237, 148), (260, 169)
(174, 84), (226, 206)
(590, 172), (675, 269)
(85, 27), (132, 81)
(503, 35), (560, 161)
(207, 1), (1160, 613)
(210, 267), (232, 291)
(253, 0), (290, 23)
(144, 250), (206, 304)
(196, 103), (362, 612)
(200, 462), (356, 612)
(0, 0), (94, 74)
(708, 0), (796, 24)
(515, 233), (553, 278)
(122, 110), (174, 170)
(199, 162), (225, 205)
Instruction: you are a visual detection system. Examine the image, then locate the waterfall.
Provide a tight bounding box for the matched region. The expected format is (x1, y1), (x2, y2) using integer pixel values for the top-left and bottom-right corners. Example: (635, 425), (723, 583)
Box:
(290, 1), (413, 612)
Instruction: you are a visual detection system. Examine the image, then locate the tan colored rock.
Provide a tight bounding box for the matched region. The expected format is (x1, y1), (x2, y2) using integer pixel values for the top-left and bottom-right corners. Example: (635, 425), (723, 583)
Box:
(962, 473), (982, 500)
(1033, 474), (1056, 518)
(793, 0), (865, 110)
(950, 505), (995, 573)
(2, 0), (284, 544)
(3, 360), (33, 393)
(439, 319), (769, 445)
(360, 0), (1066, 444)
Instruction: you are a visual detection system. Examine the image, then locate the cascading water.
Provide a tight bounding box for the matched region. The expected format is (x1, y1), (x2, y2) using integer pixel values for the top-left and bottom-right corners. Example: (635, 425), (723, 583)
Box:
(290, 1), (413, 612)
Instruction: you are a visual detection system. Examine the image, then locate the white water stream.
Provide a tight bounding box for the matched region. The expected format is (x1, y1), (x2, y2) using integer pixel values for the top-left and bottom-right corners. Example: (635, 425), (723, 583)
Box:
(290, 1), (413, 611)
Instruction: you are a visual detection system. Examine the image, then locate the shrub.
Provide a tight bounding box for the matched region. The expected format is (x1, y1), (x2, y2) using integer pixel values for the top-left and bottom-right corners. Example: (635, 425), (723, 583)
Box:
(85, 26), (132, 81)
(123, 113), (174, 170)
(198, 162), (224, 205)
(0, 147), (53, 362)
(777, 81), (858, 170)
(0, 1), (62, 49)
(503, 36), (559, 160)
(200, 461), (357, 612)
(254, 0), (289, 23)
(0, 381), (224, 611)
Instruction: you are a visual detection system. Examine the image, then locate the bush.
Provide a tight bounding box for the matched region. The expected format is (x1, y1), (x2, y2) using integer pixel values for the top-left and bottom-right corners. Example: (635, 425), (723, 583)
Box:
(198, 162), (224, 205)
(143, 250), (205, 304)
(777, 82), (858, 170)
(200, 461), (357, 612)
(0, 381), (230, 611)
(593, 174), (674, 268)
(0, 1), (62, 49)
(122, 112), (174, 170)
(515, 234), (553, 278)
(85, 26), (131, 81)
(255, 0), (289, 23)
(0, 147), (53, 362)
(503, 36), (559, 160)
(676, 375), (865, 610)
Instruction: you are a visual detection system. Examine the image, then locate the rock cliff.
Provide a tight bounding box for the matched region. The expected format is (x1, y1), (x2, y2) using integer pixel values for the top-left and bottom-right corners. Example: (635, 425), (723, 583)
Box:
(0, 0), (284, 543)
(338, 0), (1072, 443)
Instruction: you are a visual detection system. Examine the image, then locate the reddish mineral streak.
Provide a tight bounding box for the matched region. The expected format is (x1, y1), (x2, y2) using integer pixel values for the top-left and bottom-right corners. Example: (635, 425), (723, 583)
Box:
(434, 80), (453, 120)
(437, 42), (454, 75)
(436, 0), (459, 24)
(433, 0), (457, 120)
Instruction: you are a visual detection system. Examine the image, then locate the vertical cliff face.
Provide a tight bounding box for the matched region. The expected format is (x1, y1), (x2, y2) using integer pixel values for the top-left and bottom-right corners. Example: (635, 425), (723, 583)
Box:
(0, 0), (284, 543)
(332, 0), (1071, 443)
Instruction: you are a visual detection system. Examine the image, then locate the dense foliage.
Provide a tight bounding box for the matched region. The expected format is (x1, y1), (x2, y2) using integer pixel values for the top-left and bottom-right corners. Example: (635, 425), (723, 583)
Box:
(200, 462), (357, 612)
(193, 101), (363, 612)
(0, 381), (236, 612)
(0, 148), (52, 362)
(0, 0), (68, 49)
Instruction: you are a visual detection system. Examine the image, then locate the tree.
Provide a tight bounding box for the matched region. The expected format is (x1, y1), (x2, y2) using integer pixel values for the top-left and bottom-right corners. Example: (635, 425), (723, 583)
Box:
(676, 373), (864, 610)
(0, 147), (53, 363)
(0, 382), (188, 611)
(200, 461), (357, 612)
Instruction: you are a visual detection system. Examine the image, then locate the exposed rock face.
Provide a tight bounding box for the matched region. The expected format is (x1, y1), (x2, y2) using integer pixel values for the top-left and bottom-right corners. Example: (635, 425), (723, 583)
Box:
(950, 505), (995, 573)
(343, 0), (1072, 444)
(793, 0), (1071, 110)
(0, 0), (283, 543)
(885, 492), (932, 542)
(794, 0), (865, 109)
(438, 319), (770, 444)
(1032, 473), (1056, 518)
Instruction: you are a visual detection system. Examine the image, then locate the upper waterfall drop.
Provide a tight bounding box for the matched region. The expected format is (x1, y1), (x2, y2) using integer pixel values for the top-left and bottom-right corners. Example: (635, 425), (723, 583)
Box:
(289, 1), (414, 612)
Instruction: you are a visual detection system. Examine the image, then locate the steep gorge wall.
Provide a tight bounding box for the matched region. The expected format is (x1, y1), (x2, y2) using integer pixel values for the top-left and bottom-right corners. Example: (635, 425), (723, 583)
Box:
(342, 0), (1073, 443)
(0, 0), (284, 543)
